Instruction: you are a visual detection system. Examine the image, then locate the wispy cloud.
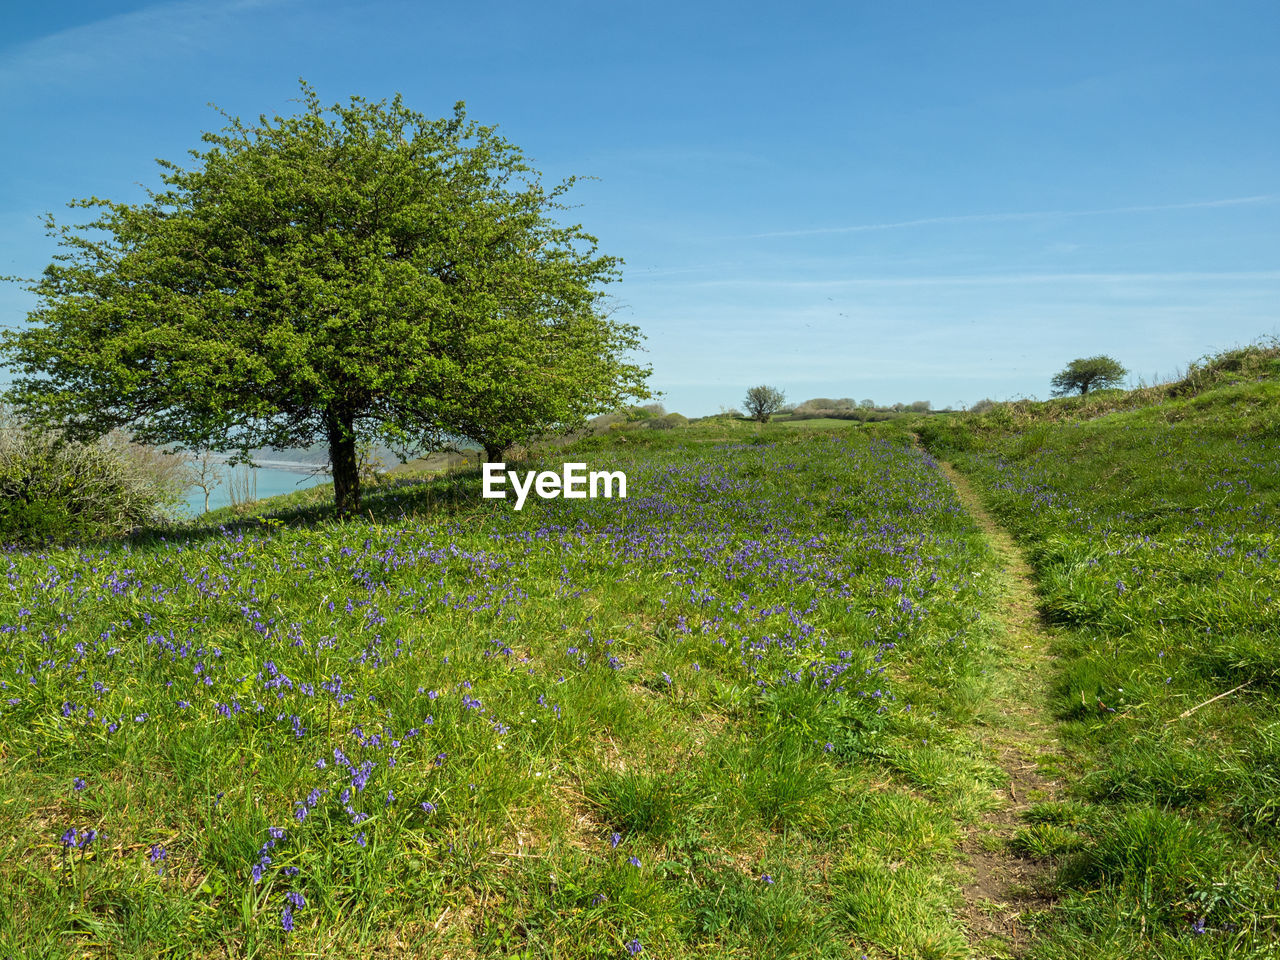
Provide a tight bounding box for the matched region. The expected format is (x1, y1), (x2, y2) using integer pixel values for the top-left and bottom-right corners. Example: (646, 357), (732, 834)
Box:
(0, 0), (292, 91)
(746, 195), (1279, 239)
(671, 270), (1280, 290)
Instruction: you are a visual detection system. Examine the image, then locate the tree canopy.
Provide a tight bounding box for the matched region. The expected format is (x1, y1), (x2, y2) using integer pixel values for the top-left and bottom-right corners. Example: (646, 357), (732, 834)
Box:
(1050, 356), (1128, 396)
(1, 84), (649, 514)
(743, 385), (786, 423)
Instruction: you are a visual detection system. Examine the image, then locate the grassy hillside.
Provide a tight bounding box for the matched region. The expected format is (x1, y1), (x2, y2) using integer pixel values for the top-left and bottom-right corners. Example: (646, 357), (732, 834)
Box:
(0, 428), (1010, 959)
(912, 364), (1280, 957)
(5, 341), (1278, 958)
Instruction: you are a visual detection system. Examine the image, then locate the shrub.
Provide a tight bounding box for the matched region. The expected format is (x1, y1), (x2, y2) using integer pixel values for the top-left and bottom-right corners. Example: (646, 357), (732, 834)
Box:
(793, 398), (857, 415)
(625, 403), (666, 422)
(0, 411), (183, 544)
(1168, 336), (1280, 397)
(587, 411), (625, 435)
(649, 413), (688, 430)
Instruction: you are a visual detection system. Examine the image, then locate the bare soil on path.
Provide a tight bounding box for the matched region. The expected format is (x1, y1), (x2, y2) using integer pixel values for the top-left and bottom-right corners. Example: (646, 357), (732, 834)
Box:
(936, 459), (1064, 959)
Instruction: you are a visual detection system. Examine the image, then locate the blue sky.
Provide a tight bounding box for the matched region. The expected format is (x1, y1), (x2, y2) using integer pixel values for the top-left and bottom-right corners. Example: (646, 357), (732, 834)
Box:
(2, 0), (1277, 415)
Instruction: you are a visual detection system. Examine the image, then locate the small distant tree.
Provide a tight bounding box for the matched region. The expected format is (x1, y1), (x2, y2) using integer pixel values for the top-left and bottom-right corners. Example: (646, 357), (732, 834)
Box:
(187, 449), (224, 514)
(357, 440), (386, 485)
(1050, 356), (1128, 396)
(743, 385), (786, 424)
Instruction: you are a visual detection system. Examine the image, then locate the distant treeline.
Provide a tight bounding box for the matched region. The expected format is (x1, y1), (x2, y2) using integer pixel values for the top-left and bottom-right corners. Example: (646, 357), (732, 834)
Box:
(781, 398), (942, 421)
(583, 398), (952, 434)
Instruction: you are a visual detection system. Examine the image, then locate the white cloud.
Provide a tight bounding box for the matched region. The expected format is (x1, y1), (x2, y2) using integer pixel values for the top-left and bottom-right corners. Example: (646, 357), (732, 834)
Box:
(745, 195), (1279, 239)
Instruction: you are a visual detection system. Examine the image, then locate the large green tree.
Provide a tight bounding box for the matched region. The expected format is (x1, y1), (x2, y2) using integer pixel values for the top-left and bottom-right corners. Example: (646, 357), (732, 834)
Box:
(2, 85), (648, 514)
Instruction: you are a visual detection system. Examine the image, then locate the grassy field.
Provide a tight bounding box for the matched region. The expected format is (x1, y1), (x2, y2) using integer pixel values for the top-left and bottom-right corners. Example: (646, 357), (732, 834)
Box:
(915, 367), (1280, 957)
(1, 429), (1010, 959)
(4, 346), (1279, 958)
(769, 418), (863, 431)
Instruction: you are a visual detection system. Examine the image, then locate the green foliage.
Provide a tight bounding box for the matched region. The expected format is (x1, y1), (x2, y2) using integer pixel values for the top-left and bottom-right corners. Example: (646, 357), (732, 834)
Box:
(623, 403), (664, 422)
(742, 385), (786, 423)
(0, 412), (180, 544)
(1168, 336), (1280, 397)
(2, 82), (648, 515)
(913, 416), (975, 452)
(648, 412), (688, 430)
(1050, 355), (1128, 396)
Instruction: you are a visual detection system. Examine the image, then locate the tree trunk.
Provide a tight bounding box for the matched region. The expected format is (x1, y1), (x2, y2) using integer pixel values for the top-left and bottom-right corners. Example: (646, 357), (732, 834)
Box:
(325, 408), (361, 517)
(484, 442), (505, 463)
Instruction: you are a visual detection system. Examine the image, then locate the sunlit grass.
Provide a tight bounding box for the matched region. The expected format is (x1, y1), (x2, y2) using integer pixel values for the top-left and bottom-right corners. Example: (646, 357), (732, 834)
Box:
(921, 377), (1280, 957)
(0, 428), (1004, 958)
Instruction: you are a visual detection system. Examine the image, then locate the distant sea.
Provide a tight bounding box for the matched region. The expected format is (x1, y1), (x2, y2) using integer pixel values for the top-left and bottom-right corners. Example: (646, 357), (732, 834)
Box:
(175, 443), (479, 517)
(179, 464), (330, 517)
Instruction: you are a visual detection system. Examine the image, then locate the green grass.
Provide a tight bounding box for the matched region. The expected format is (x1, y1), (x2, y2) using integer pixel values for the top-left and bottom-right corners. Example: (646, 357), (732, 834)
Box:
(916, 370), (1280, 957)
(770, 418), (864, 430)
(12, 343), (1275, 957)
(0, 427), (1006, 958)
